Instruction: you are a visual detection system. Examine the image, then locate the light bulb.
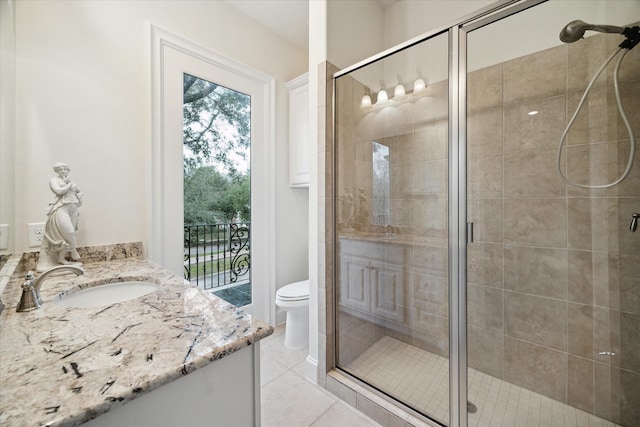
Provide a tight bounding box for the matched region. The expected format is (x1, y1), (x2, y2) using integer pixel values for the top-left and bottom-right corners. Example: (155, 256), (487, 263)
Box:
(413, 78), (426, 92)
(377, 88), (388, 104)
(361, 94), (372, 107)
(394, 83), (406, 98)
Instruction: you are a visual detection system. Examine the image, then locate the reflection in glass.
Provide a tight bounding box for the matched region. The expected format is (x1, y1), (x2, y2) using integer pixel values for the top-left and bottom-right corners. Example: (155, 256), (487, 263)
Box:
(335, 30), (449, 425)
(372, 142), (390, 226)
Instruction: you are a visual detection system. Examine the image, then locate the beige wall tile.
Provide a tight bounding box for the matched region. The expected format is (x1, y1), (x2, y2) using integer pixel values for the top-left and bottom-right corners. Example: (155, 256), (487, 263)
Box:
(414, 79), (448, 124)
(468, 326), (502, 378)
(619, 254), (640, 315)
(467, 243), (503, 288)
(568, 303), (594, 359)
(593, 252), (619, 310)
(503, 95), (566, 152)
(504, 198), (567, 247)
(567, 356), (594, 413)
(413, 245), (449, 277)
(619, 311), (640, 373)
(468, 153), (503, 199)
(568, 250), (594, 304)
(593, 307), (614, 366)
(412, 198), (448, 239)
(503, 45), (567, 104)
(414, 273), (448, 318)
(619, 368), (640, 426)
(504, 148), (566, 197)
(412, 309), (448, 356)
(467, 198), (503, 244)
(467, 107), (503, 156)
(414, 121), (448, 161)
(618, 198), (640, 256)
(503, 337), (567, 402)
(413, 159), (447, 196)
(594, 362), (613, 422)
(504, 291), (567, 351)
(467, 63), (503, 112)
(468, 283), (503, 333)
(567, 197), (618, 252)
(504, 245), (567, 299)
(567, 32), (610, 93)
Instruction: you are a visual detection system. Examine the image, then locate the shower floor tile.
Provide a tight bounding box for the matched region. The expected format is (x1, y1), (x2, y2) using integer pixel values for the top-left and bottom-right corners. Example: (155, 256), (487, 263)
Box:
(345, 336), (621, 427)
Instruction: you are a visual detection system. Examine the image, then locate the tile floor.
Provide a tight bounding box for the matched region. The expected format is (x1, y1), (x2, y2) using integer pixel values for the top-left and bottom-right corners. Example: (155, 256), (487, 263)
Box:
(347, 336), (622, 427)
(260, 325), (382, 427)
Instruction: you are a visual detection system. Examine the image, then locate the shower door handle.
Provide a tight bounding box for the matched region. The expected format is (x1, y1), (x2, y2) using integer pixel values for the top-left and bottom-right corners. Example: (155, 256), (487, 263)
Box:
(631, 213), (640, 232)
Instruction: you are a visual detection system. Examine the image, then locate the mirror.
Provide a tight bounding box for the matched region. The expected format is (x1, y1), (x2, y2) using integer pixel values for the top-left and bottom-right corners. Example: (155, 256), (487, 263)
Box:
(371, 141), (390, 226)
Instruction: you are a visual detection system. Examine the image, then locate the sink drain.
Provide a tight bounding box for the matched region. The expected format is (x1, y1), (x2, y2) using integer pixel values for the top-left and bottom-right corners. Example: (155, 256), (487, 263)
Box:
(467, 401), (477, 413)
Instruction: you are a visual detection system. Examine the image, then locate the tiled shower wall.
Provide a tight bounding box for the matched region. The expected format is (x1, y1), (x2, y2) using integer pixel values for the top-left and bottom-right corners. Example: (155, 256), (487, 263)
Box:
(466, 30), (639, 425)
(323, 29), (640, 426)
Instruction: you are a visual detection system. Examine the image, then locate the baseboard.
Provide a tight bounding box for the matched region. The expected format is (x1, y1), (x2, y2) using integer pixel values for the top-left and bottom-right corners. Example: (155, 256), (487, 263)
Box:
(305, 355), (318, 384)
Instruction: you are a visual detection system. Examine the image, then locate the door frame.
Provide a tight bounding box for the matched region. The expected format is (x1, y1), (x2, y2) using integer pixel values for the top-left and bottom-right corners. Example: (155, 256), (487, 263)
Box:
(149, 24), (276, 324)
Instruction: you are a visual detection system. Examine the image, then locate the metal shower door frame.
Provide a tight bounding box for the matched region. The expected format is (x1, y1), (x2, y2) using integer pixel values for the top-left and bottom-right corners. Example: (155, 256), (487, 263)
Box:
(332, 1), (548, 426)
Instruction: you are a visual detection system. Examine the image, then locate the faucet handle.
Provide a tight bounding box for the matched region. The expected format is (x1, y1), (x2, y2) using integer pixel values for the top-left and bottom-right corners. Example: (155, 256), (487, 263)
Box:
(17, 272), (41, 312)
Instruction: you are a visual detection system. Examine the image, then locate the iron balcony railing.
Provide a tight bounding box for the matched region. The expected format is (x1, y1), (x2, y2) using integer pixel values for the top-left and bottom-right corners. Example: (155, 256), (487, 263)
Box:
(184, 223), (250, 290)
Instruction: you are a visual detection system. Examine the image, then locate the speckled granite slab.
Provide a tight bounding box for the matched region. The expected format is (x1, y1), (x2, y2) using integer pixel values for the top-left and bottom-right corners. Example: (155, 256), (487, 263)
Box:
(0, 255), (273, 427)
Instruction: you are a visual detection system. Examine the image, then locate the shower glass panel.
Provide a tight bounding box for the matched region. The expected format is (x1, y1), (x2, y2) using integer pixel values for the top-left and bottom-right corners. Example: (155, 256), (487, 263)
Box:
(335, 31), (450, 424)
(465, 1), (640, 426)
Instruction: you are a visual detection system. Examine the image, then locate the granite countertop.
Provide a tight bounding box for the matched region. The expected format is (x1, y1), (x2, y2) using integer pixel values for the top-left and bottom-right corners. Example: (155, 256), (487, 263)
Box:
(0, 254), (273, 427)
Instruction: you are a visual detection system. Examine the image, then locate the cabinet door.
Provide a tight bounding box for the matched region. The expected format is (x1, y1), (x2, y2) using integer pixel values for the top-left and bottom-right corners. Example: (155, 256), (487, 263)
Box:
(370, 261), (405, 323)
(285, 73), (309, 188)
(339, 255), (370, 313)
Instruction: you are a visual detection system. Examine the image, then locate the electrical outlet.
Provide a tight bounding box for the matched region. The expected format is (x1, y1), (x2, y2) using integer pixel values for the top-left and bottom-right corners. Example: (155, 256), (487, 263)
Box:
(0, 224), (8, 250)
(28, 223), (46, 248)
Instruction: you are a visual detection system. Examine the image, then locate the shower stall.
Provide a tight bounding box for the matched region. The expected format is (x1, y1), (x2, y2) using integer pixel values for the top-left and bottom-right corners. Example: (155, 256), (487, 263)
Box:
(330, 0), (639, 426)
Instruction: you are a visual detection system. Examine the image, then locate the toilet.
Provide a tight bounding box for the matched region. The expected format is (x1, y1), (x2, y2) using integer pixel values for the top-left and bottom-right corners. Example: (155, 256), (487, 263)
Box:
(275, 279), (309, 349)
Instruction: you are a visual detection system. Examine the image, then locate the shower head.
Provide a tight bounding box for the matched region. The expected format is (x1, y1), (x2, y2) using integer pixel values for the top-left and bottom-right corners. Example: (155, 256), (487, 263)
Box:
(560, 20), (625, 43)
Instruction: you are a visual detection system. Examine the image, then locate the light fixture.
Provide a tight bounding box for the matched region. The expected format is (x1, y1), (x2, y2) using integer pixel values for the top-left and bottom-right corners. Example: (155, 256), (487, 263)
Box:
(527, 110), (539, 116)
(394, 74), (406, 98)
(413, 69), (426, 93)
(361, 87), (372, 108)
(376, 81), (388, 104)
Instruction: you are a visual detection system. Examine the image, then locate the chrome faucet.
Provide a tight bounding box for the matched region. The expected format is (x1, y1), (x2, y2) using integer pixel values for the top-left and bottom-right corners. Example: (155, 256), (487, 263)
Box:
(17, 265), (85, 312)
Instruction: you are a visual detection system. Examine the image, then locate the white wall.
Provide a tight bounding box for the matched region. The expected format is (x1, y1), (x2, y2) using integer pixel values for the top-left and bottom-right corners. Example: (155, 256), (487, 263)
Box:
(384, 0), (494, 48)
(0, 0), (16, 254)
(327, 0), (385, 70)
(10, 0), (308, 311)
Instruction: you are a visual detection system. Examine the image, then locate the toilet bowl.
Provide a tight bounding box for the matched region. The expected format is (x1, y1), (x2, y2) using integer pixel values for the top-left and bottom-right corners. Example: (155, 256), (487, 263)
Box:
(275, 280), (309, 349)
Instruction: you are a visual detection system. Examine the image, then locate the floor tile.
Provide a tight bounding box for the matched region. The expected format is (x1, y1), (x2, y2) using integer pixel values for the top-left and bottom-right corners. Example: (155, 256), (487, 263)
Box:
(311, 400), (383, 427)
(261, 371), (337, 427)
(260, 352), (290, 386)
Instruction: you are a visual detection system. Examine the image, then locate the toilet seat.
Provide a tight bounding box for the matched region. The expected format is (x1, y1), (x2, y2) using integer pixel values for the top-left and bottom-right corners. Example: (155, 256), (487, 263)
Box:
(276, 280), (309, 302)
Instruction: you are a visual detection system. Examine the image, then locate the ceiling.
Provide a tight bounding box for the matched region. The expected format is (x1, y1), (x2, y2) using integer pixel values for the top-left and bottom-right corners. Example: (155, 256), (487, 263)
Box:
(224, 0), (399, 51)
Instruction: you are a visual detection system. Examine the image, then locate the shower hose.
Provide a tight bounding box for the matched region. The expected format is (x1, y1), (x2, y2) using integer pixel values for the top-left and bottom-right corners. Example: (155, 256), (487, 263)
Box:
(557, 46), (636, 189)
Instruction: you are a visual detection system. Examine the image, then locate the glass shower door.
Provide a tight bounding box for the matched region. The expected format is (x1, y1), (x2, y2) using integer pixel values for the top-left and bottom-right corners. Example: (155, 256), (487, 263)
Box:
(334, 31), (451, 425)
(465, 1), (640, 426)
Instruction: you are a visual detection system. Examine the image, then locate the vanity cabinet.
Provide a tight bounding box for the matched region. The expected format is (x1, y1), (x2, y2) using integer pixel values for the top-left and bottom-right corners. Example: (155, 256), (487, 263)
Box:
(339, 238), (408, 325)
(285, 73), (309, 188)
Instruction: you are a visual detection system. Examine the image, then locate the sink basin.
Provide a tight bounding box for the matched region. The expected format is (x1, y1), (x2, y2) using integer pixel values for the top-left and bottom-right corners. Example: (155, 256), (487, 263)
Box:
(54, 281), (160, 308)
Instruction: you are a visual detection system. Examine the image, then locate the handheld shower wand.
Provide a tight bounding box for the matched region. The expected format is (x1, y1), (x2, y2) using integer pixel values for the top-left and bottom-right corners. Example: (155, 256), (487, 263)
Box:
(557, 20), (639, 189)
(559, 20), (625, 43)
